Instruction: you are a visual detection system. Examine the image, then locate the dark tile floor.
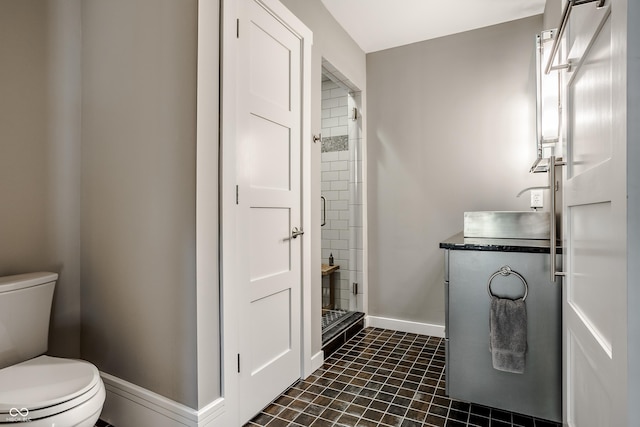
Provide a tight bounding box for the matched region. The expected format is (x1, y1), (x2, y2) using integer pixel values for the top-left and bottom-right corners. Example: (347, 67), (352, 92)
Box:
(245, 328), (561, 427)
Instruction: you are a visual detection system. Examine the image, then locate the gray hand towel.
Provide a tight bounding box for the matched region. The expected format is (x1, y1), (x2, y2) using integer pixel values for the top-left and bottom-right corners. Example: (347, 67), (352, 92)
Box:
(489, 296), (527, 374)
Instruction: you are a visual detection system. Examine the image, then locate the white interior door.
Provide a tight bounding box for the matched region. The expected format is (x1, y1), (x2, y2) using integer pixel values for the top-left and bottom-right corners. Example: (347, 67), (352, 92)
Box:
(561, 2), (627, 425)
(235, 0), (305, 422)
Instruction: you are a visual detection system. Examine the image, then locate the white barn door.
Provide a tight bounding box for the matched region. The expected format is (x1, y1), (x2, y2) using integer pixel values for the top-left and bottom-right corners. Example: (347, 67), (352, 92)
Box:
(560, 2), (628, 425)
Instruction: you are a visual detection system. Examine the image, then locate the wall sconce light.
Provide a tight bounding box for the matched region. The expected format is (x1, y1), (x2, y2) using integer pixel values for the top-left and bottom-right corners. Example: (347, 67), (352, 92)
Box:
(531, 29), (561, 173)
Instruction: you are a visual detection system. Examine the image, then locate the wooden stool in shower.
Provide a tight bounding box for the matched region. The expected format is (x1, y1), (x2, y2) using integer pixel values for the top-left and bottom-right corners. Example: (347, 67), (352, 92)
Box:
(321, 263), (339, 310)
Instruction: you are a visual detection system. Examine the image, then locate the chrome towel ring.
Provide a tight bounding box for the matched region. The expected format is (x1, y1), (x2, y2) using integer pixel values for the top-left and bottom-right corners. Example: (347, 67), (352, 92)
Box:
(487, 265), (528, 301)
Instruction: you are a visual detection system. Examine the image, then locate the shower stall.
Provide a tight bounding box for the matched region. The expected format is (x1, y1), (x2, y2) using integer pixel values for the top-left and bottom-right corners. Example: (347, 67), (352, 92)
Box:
(320, 60), (364, 353)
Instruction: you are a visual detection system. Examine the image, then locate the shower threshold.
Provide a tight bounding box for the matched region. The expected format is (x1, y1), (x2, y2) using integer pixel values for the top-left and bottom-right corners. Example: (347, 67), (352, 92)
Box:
(321, 309), (365, 357)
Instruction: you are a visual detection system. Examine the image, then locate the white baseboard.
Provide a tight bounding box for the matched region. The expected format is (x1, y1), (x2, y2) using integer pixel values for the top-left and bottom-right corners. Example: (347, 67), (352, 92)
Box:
(365, 315), (445, 338)
(100, 372), (226, 427)
(309, 350), (324, 374)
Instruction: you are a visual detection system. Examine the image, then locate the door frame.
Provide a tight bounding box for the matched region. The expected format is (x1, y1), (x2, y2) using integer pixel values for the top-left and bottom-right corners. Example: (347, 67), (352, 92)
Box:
(219, 0), (313, 424)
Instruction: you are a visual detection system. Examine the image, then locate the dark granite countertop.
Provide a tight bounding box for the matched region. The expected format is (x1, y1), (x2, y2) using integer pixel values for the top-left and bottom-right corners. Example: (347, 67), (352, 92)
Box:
(439, 232), (562, 254)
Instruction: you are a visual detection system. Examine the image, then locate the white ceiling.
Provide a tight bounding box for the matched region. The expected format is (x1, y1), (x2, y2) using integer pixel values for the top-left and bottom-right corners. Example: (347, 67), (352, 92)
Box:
(320, 0), (546, 53)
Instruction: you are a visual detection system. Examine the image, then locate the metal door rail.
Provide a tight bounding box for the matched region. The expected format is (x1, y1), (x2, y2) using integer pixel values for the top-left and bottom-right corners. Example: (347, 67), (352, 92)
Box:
(545, 0), (606, 74)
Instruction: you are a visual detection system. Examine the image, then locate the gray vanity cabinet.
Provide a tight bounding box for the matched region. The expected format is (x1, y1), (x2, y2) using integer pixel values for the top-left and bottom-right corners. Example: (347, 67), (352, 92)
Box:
(441, 236), (562, 422)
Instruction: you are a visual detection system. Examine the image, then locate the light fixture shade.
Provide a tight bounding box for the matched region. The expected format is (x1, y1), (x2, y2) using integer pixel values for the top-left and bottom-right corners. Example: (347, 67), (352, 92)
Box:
(532, 30), (561, 173)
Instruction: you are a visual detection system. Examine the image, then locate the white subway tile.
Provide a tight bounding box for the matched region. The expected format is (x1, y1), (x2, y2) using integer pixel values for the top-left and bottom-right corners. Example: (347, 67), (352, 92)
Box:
(323, 229), (340, 240)
(331, 160), (348, 171)
(333, 220), (348, 230)
(326, 210), (339, 220)
(324, 190), (339, 201)
(330, 87), (346, 98)
(331, 106), (348, 118)
(322, 117), (339, 129)
(331, 180), (348, 191)
(323, 98), (339, 109)
(322, 171), (339, 181)
(332, 200), (348, 211)
(322, 151), (339, 162)
(335, 259), (349, 270)
(332, 126), (348, 136)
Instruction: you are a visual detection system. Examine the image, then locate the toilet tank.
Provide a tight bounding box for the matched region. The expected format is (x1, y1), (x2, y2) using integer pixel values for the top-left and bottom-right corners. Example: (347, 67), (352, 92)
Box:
(0, 272), (57, 369)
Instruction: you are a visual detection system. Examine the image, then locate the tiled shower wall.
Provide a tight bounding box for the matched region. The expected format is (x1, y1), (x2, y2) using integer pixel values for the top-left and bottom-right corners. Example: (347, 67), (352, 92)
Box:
(321, 76), (363, 311)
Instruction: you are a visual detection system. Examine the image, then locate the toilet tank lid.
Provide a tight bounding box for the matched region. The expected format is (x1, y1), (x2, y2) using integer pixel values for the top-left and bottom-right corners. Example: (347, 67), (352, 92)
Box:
(0, 272), (58, 293)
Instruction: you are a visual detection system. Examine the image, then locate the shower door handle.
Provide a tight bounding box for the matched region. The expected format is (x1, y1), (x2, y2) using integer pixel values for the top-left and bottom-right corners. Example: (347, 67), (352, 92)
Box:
(321, 196), (327, 227)
(291, 227), (304, 239)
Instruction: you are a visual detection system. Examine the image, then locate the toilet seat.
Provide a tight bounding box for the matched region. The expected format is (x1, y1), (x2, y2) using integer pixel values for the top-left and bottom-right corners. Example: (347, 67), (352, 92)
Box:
(0, 356), (102, 422)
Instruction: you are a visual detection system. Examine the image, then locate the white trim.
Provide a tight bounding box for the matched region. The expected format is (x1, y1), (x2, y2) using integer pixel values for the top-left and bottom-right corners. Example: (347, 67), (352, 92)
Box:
(196, 0), (222, 410)
(220, 0), (240, 422)
(365, 316), (446, 338)
(299, 4), (314, 380)
(360, 89), (369, 317)
(100, 373), (226, 427)
(310, 350), (325, 373)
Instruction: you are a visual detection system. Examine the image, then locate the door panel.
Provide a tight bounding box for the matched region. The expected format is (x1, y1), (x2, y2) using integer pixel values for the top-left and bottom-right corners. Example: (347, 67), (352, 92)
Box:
(568, 18), (612, 176)
(249, 207), (291, 281)
(567, 202), (613, 353)
(237, 0), (304, 422)
(249, 289), (292, 373)
(248, 15), (292, 110)
(568, 331), (612, 426)
(248, 115), (291, 190)
(562, 2), (626, 425)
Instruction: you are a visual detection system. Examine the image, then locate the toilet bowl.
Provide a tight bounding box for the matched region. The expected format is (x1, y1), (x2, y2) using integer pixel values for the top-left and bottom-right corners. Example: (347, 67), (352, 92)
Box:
(0, 272), (105, 426)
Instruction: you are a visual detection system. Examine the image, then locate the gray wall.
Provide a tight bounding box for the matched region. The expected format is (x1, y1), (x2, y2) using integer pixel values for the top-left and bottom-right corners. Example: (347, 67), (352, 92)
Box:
(81, 0), (200, 407)
(279, 0), (366, 356)
(366, 16), (545, 327)
(0, 0), (82, 359)
(543, 0), (563, 31)
(1, 0), (218, 409)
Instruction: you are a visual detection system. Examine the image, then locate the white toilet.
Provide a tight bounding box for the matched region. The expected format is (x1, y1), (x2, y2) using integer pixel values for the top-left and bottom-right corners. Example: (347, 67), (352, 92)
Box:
(0, 272), (105, 426)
